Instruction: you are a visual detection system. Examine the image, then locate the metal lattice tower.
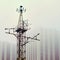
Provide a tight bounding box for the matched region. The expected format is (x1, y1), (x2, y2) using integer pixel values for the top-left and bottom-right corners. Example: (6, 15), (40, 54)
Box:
(5, 6), (40, 60)
(16, 5), (27, 60)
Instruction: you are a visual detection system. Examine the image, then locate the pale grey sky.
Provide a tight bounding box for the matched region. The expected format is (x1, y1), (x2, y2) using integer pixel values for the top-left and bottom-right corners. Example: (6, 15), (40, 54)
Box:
(0, 0), (60, 60)
(0, 0), (60, 29)
(0, 0), (60, 42)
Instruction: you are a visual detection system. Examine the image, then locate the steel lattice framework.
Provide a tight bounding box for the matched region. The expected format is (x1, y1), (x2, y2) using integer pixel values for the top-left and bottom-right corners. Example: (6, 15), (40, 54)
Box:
(5, 6), (40, 60)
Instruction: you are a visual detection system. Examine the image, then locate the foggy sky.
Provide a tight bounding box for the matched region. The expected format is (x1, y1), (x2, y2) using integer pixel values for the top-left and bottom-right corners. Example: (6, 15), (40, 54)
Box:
(0, 0), (60, 60)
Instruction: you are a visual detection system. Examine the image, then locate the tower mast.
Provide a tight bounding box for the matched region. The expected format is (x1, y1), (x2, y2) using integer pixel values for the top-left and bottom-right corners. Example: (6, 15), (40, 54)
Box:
(5, 5), (40, 60)
(16, 5), (27, 60)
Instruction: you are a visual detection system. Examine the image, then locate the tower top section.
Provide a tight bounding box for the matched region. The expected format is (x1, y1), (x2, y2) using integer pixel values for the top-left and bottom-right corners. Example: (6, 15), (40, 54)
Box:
(20, 6), (24, 13)
(17, 5), (26, 13)
(16, 5), (28, 33)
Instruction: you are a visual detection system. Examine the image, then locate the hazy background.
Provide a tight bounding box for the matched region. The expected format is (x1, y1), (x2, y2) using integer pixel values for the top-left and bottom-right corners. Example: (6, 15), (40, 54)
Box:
(0, 0), (60, 60)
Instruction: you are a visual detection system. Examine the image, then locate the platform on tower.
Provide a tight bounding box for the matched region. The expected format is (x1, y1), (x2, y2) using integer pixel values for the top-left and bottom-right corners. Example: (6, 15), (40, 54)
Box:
(16, 28), (27, 33)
